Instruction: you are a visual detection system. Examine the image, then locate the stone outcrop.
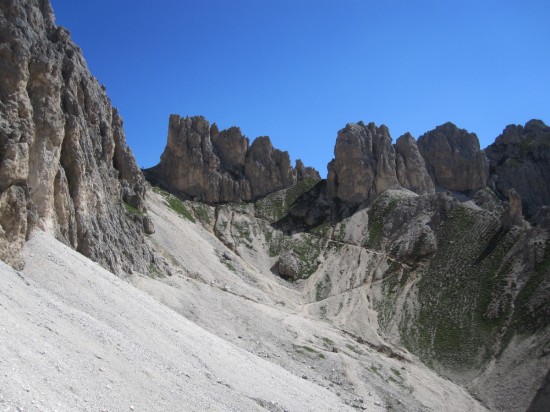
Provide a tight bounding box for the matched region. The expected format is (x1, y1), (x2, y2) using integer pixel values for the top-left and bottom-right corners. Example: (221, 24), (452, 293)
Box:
(0, 0), (154, 273)
(322, 119), (550, 223)
(394, 132), (434, 195)
(148, 114), (318, 203)
(417, 122), (488, 192)
(327, 122), (400, 205)
(485, 119), (550, 217)
(245, 136), (296, 199)
(500, 189), (525, 229)
(295, 159), (321, 181)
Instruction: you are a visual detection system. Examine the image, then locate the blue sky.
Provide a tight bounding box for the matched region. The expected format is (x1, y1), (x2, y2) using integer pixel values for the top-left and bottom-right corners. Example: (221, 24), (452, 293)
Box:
(51, 0), (549, 176)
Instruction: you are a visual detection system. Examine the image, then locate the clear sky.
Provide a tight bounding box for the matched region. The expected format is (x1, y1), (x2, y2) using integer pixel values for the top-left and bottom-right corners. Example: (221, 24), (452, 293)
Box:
(51, 0), (549, 176)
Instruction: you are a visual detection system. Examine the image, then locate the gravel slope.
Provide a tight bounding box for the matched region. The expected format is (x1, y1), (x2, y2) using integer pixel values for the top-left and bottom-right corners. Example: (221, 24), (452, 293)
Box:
(0, 232), (352, 412)
(0, 190), (489, 411)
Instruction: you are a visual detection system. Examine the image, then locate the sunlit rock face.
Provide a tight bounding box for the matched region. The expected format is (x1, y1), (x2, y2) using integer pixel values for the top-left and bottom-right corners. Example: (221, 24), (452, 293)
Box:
(417, 122), (488, 193)
(327, 122), (401, 206)
(394, 132), (434, 195)
(149, 114), (319, 203)
(0, 0), (153, 273)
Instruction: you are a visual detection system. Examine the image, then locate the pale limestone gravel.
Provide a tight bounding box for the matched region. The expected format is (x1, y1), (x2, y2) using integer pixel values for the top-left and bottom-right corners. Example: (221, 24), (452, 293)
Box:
(0, 190), (489, 412)
(0, 231), (353, 412)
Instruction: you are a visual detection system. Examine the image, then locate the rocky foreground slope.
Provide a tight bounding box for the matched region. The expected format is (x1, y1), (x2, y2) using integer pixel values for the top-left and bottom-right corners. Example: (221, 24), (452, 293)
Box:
(0, 1), (549, 411)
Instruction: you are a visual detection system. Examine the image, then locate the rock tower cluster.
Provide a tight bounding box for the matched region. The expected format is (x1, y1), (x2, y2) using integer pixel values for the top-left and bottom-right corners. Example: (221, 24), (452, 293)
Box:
(146, 114), (319, 203)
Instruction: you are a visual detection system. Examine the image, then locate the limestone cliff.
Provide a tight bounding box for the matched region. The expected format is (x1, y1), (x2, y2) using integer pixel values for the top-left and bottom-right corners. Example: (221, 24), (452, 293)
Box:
(326, 121), (490, 208)
(326, 122), (401, 206)
(417, 122), (488, 193)
(0, 0), (153, 273)
(146, 114), (319, 203)
(394, 132), (434, 195)
(486, 119), (550, 217)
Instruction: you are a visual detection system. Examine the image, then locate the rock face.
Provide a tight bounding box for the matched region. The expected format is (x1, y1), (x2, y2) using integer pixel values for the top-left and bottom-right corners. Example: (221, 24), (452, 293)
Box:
(394, 132), (434, 195)
(327, 122), (400, 205)
(417, 122), (488, 192)
(245, 136), (296, 199)
(0, 0), (153, 273)
(485, 119), (550, 217)
(501, 189), (525, 229)
(295, 159), (321, 181)
(148, 114), (318, 203)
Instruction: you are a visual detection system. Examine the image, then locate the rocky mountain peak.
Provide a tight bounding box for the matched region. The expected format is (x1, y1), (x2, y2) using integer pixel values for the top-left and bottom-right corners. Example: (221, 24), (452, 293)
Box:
(327, 121), (400, 205)
(486, 119), (550, 217)
(147, 114), (319, 203)
(417, 122), (488, 193)
(394, 132), (434, 195)
(295, 159), (321, 181)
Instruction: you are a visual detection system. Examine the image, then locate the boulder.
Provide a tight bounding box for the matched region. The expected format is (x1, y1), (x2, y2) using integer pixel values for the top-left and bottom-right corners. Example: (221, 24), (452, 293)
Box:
(277, 251), (301, 280)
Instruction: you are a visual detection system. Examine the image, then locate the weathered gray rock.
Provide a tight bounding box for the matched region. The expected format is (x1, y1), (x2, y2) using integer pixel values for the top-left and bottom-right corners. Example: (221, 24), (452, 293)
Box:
(0, 0), (154, 273)
(295, 159), (321, 181)
(501, 189), (525, 229)
(394, 133), (434, 195)
(150, 115), (315, 203)
(472, 187), (505, 214)
(485, 119), (550, 217)
(142, 215), (156, 235)
(327, 122), (401, 205)
(152, 115), (248, 203)
(212, 126), (248, 177)
(245, 136), (296, 199)
(418, 123), (488, 192)
(277, 251), (301, 280)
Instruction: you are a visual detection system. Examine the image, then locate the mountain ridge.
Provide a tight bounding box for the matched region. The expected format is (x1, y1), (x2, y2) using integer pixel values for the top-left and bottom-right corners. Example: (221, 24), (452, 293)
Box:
(149, 113), (549, 224)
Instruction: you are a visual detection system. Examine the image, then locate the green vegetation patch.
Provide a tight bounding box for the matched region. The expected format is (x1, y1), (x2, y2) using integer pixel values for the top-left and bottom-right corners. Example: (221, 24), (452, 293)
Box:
(255, 179), (318, 222)
(221, 258), (237, 273)
(398, 207), (521, 371)
(345, 343), (362, 354)
(293, 344), (322, 357)
(232, 219), (254, 243)
(190, 202), (211, 225)
(333, 221), (347, 242)
(147, 264), (163, 278)
(153, 186), (195, 222)
(390, 367), (401, 377)
(321, 336), (334, 347)
(267, 231), (323, 280)
(310, 220), (332, 238)
(373, 262), (405, 331)
(315, 274), (332, 301)
(510, 239), (550, 334)
(123, 201), (143, 216)
(366, 196), (399, 249)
